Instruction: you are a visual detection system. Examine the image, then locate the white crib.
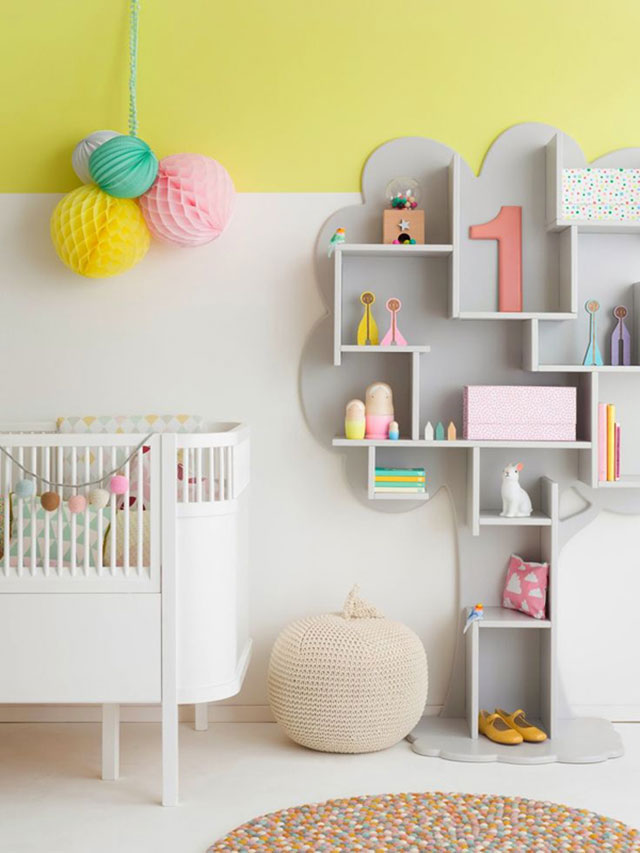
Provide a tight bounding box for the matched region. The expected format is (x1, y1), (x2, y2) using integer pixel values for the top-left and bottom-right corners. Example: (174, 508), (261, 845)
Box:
(0, 421), (250, 806)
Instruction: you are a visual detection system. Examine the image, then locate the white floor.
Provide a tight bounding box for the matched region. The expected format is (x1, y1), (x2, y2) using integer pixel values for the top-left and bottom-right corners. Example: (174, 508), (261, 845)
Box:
(0, 722), (638, 852)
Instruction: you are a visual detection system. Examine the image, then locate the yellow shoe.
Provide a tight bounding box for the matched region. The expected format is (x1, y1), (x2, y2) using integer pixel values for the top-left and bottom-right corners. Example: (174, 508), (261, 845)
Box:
(495, 708), (547, 743)
(478, 710), (523, 745)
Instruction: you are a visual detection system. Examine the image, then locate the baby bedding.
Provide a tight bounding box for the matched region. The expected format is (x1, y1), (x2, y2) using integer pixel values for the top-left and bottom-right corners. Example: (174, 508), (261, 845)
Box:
(10, 496), (109, 567)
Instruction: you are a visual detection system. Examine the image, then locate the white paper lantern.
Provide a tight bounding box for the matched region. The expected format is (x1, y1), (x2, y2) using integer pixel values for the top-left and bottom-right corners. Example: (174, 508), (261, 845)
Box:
(72, 130), (121, 184)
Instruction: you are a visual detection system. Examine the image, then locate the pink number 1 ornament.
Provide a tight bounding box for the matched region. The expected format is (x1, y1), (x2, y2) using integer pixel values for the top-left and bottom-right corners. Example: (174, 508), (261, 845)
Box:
(469, 206), (523, 312)
(381, 298), (407, 346)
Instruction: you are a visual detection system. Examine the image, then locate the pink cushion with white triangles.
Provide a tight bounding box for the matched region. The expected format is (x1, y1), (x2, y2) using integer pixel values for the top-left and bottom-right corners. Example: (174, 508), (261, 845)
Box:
(502, 554), (548, 620)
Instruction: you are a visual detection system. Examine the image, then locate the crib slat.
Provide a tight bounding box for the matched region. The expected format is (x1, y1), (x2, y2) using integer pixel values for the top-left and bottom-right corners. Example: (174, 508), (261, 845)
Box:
(17, 447), (23, 576)
(30, 447), (37, 576)
(109, 447), (117, 576)
(43, 447), (50, 577)
(219, 446), (226, 501)
(83, 446), (90, 576)
(123, 448), (130, 576)
(208, 445), (214, 502)
(56, 446), (63, 576)
(196, 447), (202, 503)
(70, 447), (77, 576)
(137, 446), (143, 575)
(3, 451), (10, 576)
(97, 447), (104, 576)
(183, 448), (190, 504)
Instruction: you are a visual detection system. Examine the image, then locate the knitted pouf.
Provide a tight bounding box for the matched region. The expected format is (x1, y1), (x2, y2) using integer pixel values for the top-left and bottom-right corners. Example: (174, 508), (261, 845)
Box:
(268, 587), (428, 753)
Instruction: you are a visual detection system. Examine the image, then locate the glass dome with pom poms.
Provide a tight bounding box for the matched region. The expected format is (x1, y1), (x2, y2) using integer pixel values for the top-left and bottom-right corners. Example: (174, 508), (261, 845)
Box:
(386, 177), (421, 210)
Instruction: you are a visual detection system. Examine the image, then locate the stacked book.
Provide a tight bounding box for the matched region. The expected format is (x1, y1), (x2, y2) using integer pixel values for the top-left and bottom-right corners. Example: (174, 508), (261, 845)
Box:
(598, 403), (620, 482)
(374, 467), (427, 496)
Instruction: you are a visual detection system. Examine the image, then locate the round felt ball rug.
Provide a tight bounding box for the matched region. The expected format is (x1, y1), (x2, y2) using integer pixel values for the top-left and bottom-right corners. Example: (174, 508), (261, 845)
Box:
(208, 792), (639, 852)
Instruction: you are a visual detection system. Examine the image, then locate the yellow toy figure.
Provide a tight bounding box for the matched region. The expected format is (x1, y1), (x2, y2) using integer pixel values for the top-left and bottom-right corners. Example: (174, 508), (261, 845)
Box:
(345, 399), (366, 440)
(357, 291), (379, 346)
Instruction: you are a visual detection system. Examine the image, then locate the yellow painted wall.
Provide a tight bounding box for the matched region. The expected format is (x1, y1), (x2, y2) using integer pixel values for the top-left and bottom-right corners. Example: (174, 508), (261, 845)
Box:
(2, 0), (640, 192)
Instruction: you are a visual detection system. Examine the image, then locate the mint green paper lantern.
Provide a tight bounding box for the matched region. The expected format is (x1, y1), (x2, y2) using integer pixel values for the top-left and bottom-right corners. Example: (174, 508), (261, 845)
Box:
(89, 135), (158, 199)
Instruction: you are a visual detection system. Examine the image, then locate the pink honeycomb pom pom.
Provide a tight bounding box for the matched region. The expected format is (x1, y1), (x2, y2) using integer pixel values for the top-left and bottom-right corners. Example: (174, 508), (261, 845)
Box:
(139, 153), (235, 247)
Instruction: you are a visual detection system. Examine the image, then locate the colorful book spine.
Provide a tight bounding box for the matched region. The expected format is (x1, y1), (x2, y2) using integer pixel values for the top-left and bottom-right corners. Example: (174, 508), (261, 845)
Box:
(374, 475), (425, 483)
(374, 487), (426, 493)
(374, 481), (426, 489)
(615, 423), (621, 481)
(375, 468), (425, 476)
(606, 404), (616, 481)
(598, 403), (607, 482)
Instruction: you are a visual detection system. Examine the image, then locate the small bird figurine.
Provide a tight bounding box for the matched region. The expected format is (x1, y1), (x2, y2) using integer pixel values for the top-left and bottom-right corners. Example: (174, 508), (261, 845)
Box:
(328, 227), (346, 257)
(345, 399), (366, 440)
(463, 603), (484, 634)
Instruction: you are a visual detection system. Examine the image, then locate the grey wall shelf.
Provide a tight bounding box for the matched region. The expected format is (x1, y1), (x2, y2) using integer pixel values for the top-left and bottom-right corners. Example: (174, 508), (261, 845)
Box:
(299, 123), (639, 764)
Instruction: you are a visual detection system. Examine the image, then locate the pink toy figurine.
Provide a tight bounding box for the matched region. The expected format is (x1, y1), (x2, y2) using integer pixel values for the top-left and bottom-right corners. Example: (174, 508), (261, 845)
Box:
(365, 382), (394, 439)
(381, 298), (407, 346)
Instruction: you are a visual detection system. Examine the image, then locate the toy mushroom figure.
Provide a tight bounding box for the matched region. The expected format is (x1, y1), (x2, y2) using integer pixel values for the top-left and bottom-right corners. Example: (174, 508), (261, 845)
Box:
(365, 382), (394, 439)
(345, 399), (366, 440)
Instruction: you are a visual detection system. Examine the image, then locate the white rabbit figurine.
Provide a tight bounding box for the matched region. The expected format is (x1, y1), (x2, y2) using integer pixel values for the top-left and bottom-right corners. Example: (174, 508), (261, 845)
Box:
(500, 462), (533, 518)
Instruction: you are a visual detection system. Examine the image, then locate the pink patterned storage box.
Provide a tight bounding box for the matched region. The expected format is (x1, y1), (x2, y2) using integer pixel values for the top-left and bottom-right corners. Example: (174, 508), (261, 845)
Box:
(463, 385), (576, 441)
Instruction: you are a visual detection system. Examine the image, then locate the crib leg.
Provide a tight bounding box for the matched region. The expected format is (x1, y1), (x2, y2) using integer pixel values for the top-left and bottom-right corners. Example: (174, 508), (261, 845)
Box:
(194, 702), (209, 731)
(162, 700), (179, 807)
(101, 703), (120, 781)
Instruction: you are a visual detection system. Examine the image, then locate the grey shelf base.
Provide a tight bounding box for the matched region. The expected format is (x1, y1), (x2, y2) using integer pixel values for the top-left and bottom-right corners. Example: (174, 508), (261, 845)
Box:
(408, 716), (623, 765)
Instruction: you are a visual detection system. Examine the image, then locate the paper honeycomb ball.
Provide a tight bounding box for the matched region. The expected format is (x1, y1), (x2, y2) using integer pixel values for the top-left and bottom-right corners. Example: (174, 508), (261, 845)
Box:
(139, 153), (235, 247)
(89, 135), (158, 199)
(51, 185), (150, 278)
(72, 130), (121, 184)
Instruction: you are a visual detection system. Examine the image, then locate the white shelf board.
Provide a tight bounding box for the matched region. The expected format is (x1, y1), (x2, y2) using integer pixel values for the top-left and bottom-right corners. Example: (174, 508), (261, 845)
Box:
(336, 243), (453, 258)
(372, 491), (429, 501)
(340, 345), (430, 354)
(597, 475), (640, 489)
(478, 510), (552, 527)
(458, 311), (576, 321)
(333, 438), (591, 449)
(536, 364), (640, 373)
(474, 606), (550, 629)
(549, 218), (640, 234)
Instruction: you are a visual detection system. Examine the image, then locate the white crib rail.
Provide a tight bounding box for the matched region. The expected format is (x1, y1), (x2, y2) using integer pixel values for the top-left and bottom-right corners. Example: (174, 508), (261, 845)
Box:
(0, 434), (161, 593)
(0, 424), (249, 591)
(175, 424), (250, 508)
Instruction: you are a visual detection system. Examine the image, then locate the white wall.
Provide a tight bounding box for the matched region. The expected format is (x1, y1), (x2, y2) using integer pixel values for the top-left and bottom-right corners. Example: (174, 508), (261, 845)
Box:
(0, 193), (637, 720)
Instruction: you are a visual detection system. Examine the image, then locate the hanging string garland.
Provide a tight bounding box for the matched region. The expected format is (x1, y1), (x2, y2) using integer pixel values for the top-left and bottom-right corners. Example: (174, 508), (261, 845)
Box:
(51, 0), (235, 278)
(2, 433), (153, 512)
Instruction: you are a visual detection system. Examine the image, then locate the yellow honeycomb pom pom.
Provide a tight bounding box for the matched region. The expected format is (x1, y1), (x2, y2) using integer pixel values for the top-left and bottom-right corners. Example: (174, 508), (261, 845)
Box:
(51, 185), (150, 278)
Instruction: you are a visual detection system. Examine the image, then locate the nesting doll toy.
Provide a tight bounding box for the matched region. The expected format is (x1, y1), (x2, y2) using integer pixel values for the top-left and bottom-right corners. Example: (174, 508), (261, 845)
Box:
(365, 382), (394, 439)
